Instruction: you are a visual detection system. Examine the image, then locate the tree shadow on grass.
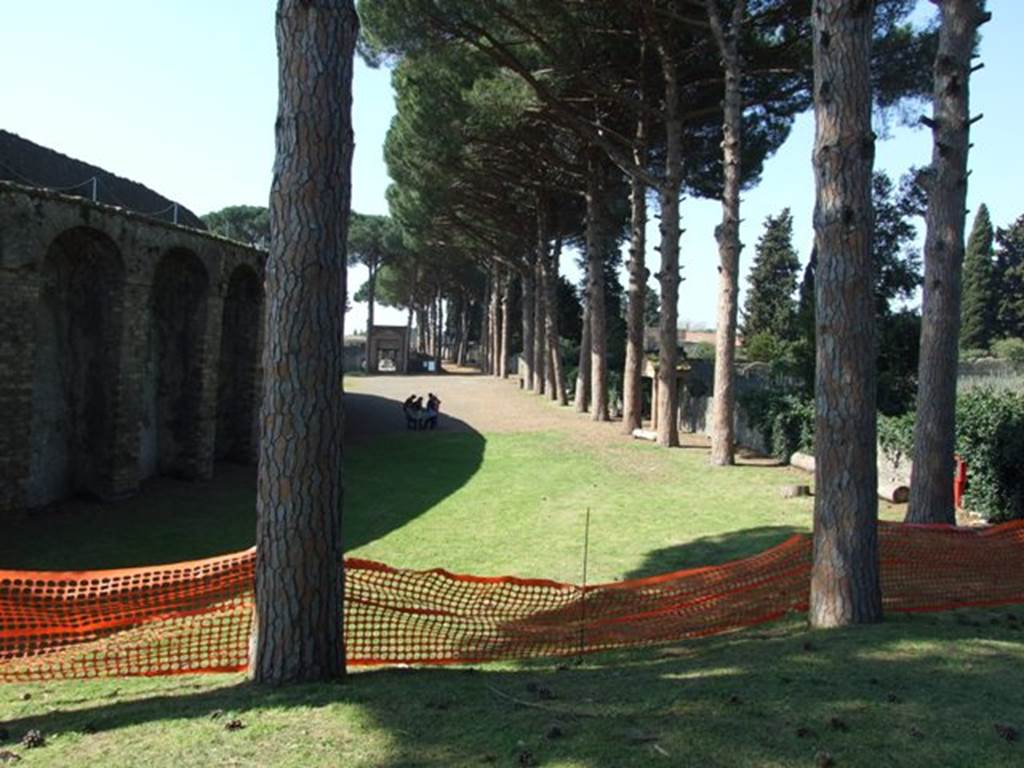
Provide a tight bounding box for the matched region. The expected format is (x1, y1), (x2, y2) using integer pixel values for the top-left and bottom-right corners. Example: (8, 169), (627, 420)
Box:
(624, 526), (804, 581)
(0, 393), (484, 570)
(2, 611), (1023, 767)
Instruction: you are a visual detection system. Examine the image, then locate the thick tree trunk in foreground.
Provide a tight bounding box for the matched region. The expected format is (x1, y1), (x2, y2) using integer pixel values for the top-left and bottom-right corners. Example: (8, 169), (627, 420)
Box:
(623, 144), (648, 434)
(251, 0), (357, 685)
(521, 264), (535, 388)
(575, 297), (591, 412)
(809, 0), (882, 628)
(586, 157), (610, 421)
(907, 0), (989, 525)
(707, 0), (745, 466)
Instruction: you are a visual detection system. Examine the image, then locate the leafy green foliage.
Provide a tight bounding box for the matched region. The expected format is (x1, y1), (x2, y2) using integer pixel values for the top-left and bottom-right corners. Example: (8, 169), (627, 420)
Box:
(643, 284), (660, 328)
(994, 214), (1024, 341)
(742, 209), (800, 341)
(956, 388), (1024, 521)
(878, 411), (915, 464)
(990, 337), (1024, 366)
(201, 205), (269, 248)
(960, 204), (996, 350)
(739, 387), (814, 461)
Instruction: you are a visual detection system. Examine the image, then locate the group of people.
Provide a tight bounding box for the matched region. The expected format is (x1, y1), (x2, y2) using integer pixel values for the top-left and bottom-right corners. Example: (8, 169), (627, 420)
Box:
(402, 392), (442, 430)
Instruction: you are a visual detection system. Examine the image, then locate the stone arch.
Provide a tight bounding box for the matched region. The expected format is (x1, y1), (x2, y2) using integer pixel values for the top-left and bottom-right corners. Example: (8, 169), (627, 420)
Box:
(215, 264), (263, 462)
(28, 226), (125, 507)
(140, 248), (209, 478)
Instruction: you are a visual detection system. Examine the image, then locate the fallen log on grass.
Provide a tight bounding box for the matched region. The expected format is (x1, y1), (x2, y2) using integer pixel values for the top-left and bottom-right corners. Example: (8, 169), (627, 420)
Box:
(788, 452), (909, 504)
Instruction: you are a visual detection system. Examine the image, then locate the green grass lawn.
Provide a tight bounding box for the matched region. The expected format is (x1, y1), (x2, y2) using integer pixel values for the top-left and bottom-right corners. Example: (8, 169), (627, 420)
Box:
(1, 426), (1020, 767)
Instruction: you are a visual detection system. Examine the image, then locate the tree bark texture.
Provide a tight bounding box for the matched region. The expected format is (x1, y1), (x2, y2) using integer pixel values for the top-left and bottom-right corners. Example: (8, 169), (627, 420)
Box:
(575, 296), (592, 412)
(499, 270), (511, 378)
(653, 38), (682, 448)
(251, 0), (357, 685)
(809, 0), (882, 628)
(544, 238), (568, 405)
(534, 208), (549, 395)
(907, 0), (988, 525)
(623, 141), (648, 434)
(480, 278), (490, 373)
(707, 0), (746, 467)
(457, 294), (469, 366)
(521, 262), (535, 389)
(366, 256), (377, 370)
(586, 156), (610, 421)
(435, 291), (443, 362)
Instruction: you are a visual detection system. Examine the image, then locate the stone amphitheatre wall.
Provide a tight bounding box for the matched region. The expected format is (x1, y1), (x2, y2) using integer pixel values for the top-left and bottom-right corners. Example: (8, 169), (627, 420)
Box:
(0, 181), (266, 515)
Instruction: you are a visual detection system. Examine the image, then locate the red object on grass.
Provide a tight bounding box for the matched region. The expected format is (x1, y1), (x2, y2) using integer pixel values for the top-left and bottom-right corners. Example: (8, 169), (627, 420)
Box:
(954, 455), (968, 510)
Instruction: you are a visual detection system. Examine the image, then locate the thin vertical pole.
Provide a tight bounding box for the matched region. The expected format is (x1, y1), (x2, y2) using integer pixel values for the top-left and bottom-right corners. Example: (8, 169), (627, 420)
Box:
(90, 176), (98, 202)
(577, 507), (591, 664)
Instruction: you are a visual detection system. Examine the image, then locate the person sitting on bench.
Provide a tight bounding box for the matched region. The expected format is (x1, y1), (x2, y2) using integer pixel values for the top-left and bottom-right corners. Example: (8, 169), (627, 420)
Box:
(403, 395), (423, 430)
(423, 392), (441, 429)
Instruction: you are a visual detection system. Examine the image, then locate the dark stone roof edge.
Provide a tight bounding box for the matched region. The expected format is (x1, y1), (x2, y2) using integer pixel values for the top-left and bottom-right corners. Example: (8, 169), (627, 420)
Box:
(1, 179), (266, 257)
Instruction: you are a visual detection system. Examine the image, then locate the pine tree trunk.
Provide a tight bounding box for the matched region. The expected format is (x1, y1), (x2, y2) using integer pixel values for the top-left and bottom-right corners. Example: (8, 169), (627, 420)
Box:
(490, 267), (501, 376)
(499, 271), (511, 378)
(808, 0), (882, 628)
(623, 143), (647, 434)
(458, 296), (468, 366)
(586, 156), (610, 421)
(250, 0), (356, 685)
(521, 263), (535, 389)
(575, 297), (592, 412)
(544, 238), (568, 405)
(707, 0), (745, 466)
(417, 307), (428, 354)
(436, 291), (443, 361)
(907, 0), (988, 525)
(653, 38), (682, 448)
(480, 280), (490, 373)
(366, 257), (377, 371)
(534, 210), (549, 395)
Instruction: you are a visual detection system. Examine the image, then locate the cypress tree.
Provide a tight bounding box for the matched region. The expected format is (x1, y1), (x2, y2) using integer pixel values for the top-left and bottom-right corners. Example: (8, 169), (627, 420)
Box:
(994, 215), (1024, 340)
(742, 209), (801, 341)
(960, 204), (995, 350)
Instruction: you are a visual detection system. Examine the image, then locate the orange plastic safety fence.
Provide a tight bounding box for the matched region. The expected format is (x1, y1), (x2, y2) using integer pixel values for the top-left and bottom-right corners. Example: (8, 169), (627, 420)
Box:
(2, 521), (1023, 681)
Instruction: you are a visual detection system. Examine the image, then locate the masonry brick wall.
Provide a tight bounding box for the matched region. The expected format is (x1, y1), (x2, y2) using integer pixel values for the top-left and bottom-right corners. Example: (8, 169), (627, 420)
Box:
(0, 181), (265, 515)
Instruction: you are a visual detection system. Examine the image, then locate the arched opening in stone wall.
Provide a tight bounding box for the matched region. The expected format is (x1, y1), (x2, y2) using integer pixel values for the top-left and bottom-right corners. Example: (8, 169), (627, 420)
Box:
(140, 249), (209, 479)
(215, 264), (263, 462)
(28, 227), (125, 507)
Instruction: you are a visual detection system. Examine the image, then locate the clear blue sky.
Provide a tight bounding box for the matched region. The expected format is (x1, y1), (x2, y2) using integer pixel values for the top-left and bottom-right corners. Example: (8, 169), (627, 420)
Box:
(2, 1), (1021, 333)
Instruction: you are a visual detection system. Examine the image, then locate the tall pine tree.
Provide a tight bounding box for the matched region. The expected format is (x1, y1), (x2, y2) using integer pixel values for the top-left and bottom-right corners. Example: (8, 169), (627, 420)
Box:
(742, 209), (801, 341)
(994, 215), (1024, 340)
(959, 204), (995, 350)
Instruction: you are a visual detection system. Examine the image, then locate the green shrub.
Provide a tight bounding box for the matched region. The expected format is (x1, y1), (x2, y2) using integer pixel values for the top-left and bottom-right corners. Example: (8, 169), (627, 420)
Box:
(740, 388), (814, 460)
(956, 388), (1024, 521)
(991, 337), (1024, 366)
(878, 412), (915, 464)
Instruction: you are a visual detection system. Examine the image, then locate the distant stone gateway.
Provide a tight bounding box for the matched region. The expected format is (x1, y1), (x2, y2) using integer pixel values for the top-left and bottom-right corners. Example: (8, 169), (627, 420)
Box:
(0, 180), (265, 515)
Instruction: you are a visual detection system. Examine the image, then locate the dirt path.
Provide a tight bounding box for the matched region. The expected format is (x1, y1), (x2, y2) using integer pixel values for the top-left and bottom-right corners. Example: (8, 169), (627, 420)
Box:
(344, 367), (713, 450)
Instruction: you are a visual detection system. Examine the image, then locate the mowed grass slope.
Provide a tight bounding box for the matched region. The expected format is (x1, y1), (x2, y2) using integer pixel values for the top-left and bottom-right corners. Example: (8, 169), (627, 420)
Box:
(1, 384), (1019, 767)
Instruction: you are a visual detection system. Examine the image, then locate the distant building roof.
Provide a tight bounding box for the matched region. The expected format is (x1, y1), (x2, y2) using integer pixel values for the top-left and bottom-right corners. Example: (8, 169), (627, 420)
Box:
(0, 129), (205, 229)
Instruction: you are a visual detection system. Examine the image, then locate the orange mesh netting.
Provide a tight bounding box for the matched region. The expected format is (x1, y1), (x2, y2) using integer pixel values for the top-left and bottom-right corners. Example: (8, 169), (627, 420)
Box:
(2, 521), (1023, 681)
